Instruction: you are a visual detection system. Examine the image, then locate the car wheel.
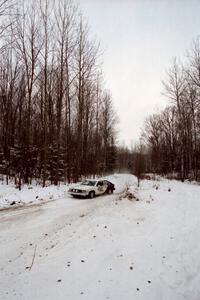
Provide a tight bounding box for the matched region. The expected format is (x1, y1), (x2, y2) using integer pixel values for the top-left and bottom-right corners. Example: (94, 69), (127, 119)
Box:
(107, 189), (113, 194)
(89, 191), (95, 199)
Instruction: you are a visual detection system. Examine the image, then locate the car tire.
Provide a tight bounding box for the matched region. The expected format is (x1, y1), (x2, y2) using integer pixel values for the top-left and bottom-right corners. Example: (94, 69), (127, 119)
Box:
(107, 189), (113, 194)
(89, 191), (95, 199)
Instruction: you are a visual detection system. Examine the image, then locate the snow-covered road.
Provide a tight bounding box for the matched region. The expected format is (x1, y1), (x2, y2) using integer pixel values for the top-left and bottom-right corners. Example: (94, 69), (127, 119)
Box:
(1, 174), (200, 300)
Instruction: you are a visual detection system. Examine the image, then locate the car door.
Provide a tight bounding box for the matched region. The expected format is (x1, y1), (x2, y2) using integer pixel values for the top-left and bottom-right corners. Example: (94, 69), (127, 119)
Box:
(96, 180), (105, 195)
(103, 180), (109, 193)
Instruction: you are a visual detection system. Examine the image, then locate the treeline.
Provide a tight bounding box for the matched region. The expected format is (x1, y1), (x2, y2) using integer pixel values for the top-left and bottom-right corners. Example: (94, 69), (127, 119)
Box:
(142, 38), (200, 181)
(0, 0), (117, 186)
(116, 145), (150, 176)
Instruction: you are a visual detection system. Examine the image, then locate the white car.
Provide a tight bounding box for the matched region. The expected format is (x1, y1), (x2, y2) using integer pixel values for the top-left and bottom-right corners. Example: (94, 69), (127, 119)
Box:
(68, 179), (115, 198)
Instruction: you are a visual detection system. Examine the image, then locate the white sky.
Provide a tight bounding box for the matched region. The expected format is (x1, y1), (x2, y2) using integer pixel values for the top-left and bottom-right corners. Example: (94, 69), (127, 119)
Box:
(78, 0), (200, 147)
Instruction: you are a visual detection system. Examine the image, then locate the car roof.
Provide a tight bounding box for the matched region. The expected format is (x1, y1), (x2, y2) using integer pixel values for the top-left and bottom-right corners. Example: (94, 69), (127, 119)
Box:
(85, 179), (97, 181)
(85, 178), (113, 184)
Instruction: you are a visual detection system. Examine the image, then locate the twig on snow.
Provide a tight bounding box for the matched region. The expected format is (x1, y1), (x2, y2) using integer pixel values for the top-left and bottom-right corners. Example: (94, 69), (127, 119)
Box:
(29, 245), (37, 271)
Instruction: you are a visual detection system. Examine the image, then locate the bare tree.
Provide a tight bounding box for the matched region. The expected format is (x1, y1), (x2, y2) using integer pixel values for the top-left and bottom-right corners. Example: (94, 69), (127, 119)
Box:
(14, 1), (42, 182)
(163, 59), (187, 180)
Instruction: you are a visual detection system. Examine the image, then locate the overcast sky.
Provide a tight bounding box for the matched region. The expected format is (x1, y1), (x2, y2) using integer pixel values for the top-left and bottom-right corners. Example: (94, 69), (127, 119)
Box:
(78, 0), (200, 147)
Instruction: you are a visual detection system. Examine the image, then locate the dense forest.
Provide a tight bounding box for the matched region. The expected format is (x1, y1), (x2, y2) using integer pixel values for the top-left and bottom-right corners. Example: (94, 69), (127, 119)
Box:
(0, 0), (119, 186)
(1, 0), (200, 188)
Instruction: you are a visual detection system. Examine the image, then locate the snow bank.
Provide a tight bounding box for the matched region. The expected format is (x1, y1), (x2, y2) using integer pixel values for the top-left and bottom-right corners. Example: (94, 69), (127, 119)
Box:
(0, 173), (135, 209)
(0, 182), (68, 209)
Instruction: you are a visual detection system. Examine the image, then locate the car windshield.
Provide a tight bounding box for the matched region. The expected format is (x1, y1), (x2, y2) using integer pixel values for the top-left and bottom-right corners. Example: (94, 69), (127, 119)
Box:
(81, 180), (97, 186)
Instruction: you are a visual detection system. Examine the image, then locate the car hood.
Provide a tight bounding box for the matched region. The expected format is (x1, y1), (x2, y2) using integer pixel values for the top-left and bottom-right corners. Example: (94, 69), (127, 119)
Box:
(69, 184), (95, 191)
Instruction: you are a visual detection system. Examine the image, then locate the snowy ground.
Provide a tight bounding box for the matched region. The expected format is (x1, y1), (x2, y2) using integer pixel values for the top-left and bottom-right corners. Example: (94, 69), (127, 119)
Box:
(0, 180), (67, 209)
(1, 174), (200, 300)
